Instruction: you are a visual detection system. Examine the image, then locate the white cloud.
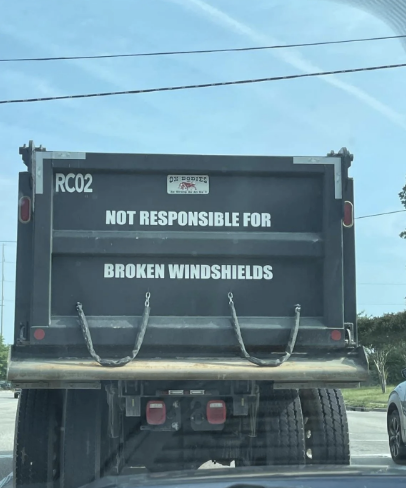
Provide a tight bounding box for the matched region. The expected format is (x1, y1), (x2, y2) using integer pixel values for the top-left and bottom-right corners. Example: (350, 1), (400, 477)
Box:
(171, 0), (406, 130)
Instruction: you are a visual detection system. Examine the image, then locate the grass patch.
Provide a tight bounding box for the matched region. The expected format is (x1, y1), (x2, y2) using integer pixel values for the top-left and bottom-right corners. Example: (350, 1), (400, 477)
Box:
(341, 385), (395, 409)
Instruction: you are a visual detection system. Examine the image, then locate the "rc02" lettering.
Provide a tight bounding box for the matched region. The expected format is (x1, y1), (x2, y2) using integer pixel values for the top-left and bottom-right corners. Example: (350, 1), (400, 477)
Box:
(55, 173), (93, 193)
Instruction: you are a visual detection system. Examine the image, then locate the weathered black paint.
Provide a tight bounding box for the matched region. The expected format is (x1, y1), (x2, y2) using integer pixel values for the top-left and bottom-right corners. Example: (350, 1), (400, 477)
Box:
(343, 178), (357, 342)
(52, 173), (323, 233)
(51, 256), (323, 316)
(322, 166), (344, 330)
(13, 146), (357, 358)
(28, 317), (341, 353)
(14, 172), (33, 344)
(52, 231), (323, 257)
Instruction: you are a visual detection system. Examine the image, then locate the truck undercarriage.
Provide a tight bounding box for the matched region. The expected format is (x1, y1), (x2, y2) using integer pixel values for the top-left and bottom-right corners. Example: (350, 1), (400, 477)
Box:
(14, 379), (357, 488)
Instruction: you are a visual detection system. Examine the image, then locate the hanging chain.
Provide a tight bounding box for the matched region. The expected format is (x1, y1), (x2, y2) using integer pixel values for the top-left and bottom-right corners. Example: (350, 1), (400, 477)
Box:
(228, 292), (301, 367)
(76, 292), (151, 368)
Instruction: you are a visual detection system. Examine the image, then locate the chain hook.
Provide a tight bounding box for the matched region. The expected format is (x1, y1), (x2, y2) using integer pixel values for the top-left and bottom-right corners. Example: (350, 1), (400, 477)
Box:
(145, 292), (151, 307)
(228, 292), (234, 304)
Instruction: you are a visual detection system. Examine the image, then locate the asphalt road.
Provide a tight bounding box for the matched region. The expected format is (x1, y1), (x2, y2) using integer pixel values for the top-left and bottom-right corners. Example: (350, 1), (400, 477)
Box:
(0, 391), (17, 487)
(0, 391), (395, 487)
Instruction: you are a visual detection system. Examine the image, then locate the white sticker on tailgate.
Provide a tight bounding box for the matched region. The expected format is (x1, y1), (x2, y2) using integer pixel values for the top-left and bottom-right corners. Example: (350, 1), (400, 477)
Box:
(167, 175), (209, 195)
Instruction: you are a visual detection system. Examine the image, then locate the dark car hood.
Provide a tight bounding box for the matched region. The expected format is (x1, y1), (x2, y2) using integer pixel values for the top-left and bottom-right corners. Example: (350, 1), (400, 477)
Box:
(83, 464), (406, 488)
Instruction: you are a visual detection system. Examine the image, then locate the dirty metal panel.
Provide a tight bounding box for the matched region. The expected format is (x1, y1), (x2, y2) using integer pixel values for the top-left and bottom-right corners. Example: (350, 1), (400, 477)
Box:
(8, 347), (369, 383)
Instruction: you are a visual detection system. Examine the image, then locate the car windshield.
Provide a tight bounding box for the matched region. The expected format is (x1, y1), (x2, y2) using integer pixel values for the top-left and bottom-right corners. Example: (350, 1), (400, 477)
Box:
(1, 1), (406, 488)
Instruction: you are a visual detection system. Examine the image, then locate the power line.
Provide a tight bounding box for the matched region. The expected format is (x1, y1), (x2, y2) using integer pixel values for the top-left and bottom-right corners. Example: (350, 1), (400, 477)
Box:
(355, 209), (406, 219)
(1, 61), (406, 105)
(1, 34), (405, 63)
(358, 283), (406, 286)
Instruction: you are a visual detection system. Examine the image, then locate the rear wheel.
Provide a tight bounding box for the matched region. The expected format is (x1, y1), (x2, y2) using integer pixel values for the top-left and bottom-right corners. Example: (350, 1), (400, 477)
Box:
(388, 408), (406, 464)
(299, 388), (350, 465)
(245, 388), (305, 466)
(61, 389), (103, 488)
(264, 389), (306, 465)
(14, 389), (63, 488)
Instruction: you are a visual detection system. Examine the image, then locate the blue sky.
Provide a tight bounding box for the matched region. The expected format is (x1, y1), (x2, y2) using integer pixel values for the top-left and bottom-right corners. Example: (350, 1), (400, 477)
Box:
(0, 0), (405, 344)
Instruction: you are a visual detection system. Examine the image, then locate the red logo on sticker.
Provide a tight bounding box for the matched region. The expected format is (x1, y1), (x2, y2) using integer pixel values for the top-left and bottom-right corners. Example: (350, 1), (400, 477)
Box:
(179, 182), (197, 190)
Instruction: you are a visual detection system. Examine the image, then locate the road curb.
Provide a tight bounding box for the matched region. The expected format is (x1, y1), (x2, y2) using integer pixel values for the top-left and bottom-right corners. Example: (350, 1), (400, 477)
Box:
(346, 406), (386, 412)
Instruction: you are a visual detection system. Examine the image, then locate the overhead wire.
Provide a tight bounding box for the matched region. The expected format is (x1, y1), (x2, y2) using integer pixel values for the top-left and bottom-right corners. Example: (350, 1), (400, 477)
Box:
(355, 209), (406, 219)
(1, 62), (406, 105)
(1, 33), (405, 62)
(358, 283), (406, 286)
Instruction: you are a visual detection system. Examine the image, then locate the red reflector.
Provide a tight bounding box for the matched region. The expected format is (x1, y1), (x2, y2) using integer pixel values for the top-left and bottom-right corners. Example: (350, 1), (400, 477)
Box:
(33, 329), (45, 341)
(19, 196), (31, 223)
(343, 201), (354, 228)
(206, 400), (226, 425)
(146, 400), (166, 425)
(331, 330), (342, 341)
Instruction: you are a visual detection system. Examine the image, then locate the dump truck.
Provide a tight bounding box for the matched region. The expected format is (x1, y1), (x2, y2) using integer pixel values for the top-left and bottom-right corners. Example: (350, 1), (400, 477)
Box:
(8, 141), (368, 488)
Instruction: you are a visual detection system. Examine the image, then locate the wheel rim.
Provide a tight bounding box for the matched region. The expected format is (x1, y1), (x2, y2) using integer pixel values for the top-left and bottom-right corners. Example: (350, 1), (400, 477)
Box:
(389, 414), (401, 458)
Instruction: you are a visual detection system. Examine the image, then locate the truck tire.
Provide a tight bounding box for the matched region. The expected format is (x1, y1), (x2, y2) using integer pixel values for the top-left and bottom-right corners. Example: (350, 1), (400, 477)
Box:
(299, 388), (350, 465)
(243, 388), (305, 466)
(264, 389), (306, 465)
(14, 389), (63, 488)
(61, 389), (102, 488)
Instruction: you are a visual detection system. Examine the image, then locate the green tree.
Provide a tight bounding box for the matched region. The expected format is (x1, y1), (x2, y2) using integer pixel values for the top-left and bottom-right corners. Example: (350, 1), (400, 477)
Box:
(395, 340), (406, 371)
(0, 335), (9, 380)
(358, 312), (406, 392)
(400, 179), (406, 239)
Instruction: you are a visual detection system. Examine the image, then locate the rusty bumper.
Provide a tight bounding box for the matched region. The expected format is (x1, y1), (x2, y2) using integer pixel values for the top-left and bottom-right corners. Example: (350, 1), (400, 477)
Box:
(8, 347), (369, 388)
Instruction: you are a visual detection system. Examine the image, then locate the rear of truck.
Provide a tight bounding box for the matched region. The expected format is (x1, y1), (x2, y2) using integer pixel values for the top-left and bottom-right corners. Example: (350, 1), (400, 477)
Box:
(9, 142), (368, 487)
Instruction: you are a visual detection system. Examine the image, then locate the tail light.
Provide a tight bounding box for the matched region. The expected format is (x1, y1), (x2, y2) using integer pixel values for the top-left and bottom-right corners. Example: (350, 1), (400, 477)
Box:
(331, 329), (342, 341)
(146, 400), (166, 425)
(343, 201), (354, 228)
(33, 328), (46, 340)
(19, 196), (31, 223)
(206, 400), (226, 425)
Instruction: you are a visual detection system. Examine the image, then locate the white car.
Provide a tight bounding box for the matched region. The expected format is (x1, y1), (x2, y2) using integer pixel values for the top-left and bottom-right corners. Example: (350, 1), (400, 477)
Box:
(387, 370), (406, 464)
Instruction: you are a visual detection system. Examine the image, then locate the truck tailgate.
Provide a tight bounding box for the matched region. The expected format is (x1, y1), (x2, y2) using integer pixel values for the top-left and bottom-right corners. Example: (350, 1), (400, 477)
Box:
(11, 148), (363, 382)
